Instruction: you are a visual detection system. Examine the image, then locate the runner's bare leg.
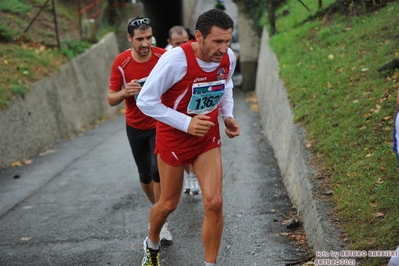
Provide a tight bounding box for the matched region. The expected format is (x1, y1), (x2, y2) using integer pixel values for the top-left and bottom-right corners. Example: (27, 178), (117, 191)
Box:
(194, 147), (223, 263)
(148, 155), (184, 242)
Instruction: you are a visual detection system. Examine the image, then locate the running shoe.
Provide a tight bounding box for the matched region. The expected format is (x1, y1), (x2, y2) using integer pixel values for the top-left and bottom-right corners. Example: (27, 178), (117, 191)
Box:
(148, 221), (173, 242)
(142, 237), (160, 266)
(183, 174), (192, 193)
(189, 175), (201, 195)
(160, 221), (173, 242)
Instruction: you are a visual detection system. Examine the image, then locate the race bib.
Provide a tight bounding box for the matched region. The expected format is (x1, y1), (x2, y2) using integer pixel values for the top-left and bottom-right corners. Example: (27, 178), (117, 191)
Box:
(187, 80), (226, 114)
(135, 77), (147, 100)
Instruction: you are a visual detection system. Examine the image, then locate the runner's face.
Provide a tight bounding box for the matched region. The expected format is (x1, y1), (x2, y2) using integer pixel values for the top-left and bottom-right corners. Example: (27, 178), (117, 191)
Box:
(170, 32), (189, 48)
(128, 28), (153, 57)
(197, 26), (232, 63)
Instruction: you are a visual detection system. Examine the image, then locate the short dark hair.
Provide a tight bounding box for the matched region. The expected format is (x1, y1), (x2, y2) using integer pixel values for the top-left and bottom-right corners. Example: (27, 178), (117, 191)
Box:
(127, 17), (152, 36)
(195, 9), (234, 38)
(168, 25), (187, 39)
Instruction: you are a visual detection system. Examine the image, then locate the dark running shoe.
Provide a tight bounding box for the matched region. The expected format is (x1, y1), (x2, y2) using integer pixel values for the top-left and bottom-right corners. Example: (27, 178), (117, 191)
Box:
(142, 237), (160, 266)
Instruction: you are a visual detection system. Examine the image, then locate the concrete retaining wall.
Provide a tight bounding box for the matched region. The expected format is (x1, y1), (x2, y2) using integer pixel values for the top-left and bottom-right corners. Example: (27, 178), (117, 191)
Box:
(0, 32), (120, 170)
(255, 27), (344, 252)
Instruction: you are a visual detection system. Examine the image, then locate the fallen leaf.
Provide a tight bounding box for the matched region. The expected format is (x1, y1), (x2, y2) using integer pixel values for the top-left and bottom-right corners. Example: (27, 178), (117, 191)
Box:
(250, 103), (259, 112)
(22, 206), (33, 210)
(23, 159), (33, 165)
(382, 116), (392, 121)
(347, 172), (357, 177)
(21, 237), (32, 241)
(39, 149), (56, 156)
(326, 81), (333, 89)
(11, 161), (23, 167)
(375, 212), (385, 217)
(363, 112), (372, 118)
(245, 95), (258, 103)
(370, 202), (378, 207)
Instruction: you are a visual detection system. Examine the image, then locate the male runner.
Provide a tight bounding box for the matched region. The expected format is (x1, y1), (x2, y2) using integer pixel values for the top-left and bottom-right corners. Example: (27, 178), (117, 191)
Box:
(107, 17), (172, 243)
(137, 9), (240, 266)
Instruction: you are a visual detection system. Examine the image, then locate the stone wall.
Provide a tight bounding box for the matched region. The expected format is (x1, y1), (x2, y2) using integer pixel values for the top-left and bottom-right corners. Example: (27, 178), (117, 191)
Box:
(0, 32), (120, 170)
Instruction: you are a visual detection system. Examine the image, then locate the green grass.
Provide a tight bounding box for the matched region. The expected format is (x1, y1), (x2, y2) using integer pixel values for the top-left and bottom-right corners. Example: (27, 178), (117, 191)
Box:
(268, 1), (399, 265)
(0, 0), (108, 109)
(0, 0), (32, 14)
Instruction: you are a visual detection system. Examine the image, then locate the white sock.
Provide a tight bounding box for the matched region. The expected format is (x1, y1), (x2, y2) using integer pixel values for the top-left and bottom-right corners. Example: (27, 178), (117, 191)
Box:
(204, 262), (216, 266)
(147, 237), (160, 250)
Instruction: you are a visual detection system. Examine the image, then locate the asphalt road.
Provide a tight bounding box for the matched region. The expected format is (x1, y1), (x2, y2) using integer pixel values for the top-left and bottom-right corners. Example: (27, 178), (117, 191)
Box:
(0, 90), (311, 266)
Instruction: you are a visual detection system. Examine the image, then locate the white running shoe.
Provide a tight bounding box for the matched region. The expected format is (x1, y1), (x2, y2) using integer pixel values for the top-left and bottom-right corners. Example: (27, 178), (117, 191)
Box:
(189, 176), (201, 195)
(183, 174), (192, 193)
(160, 221), (173, 242)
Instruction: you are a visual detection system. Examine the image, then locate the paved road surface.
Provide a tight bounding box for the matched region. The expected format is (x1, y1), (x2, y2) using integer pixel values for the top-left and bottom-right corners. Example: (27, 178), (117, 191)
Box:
(0, 90), (311, 265)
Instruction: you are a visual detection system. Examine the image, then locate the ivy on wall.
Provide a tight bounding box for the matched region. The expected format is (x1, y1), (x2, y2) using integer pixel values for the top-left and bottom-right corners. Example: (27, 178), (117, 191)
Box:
(239, 0), (267, 36)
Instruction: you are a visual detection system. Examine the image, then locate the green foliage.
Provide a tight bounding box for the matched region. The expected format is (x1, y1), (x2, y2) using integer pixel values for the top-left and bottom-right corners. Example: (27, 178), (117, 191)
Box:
(215, 2), (226, 10)
(10, 84), (28, 96)
(0, 0), (32, 14)
(269, 1), (399, 264)
(96, 25), (116, 41)
(242, 0), (268, 36)
(60, 39), (91, 60)
(0, 25), (15, 42)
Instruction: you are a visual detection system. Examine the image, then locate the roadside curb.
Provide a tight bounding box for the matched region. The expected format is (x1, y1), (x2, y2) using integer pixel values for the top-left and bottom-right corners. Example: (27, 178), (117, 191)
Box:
(255, 26), (345, 253)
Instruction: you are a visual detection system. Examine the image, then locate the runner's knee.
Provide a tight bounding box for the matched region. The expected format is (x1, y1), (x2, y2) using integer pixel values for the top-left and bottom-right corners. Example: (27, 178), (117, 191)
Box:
(203, 195), (223, 213)
(139, 173), (152, 184)
(152, 170), (160, 183)
(161, 200), (179, 213)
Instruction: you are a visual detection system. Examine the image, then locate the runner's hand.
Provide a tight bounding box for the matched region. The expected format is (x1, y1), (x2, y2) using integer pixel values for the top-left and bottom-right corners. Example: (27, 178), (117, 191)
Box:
(123, 80), (141, 98)
(224, 117), (240, 138)
(187, 115), (214, 137)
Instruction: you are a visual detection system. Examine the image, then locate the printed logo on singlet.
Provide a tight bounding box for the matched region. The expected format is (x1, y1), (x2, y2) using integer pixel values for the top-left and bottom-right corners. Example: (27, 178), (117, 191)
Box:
(216, 68), (227, 80)
(193, 77), (207, 83)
